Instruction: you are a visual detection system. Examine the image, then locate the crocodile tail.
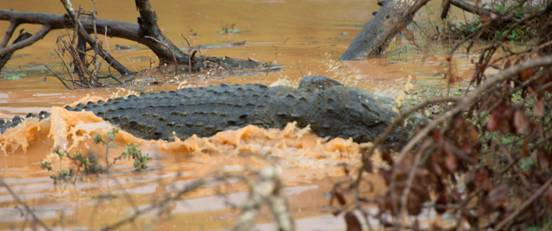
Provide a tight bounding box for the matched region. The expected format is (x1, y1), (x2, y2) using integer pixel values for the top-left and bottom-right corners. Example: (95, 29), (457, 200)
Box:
(0, 111), (50, 134)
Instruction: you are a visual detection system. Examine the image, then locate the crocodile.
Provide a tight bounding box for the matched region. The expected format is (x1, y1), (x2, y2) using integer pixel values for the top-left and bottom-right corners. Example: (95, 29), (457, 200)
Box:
(0, 76), (404, 143)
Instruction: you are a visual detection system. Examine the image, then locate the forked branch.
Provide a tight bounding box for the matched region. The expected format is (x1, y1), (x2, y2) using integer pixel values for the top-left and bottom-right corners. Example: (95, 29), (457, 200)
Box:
(0, 25), (51, 56)
(60, 0), (131, 75)
(0, 21), (19, 48)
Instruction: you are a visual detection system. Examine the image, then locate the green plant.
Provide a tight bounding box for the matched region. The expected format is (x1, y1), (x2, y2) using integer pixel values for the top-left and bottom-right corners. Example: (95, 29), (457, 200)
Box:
(40, 128), (151, 184)
(115, 144), (152, 171)
(49, 169), (74, 184)
(72, 152), (104, 174)
(93, 128), (119, 168)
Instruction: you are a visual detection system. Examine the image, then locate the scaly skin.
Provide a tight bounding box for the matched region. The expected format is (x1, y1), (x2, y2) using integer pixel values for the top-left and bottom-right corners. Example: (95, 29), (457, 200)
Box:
(1, 76), (402, 143)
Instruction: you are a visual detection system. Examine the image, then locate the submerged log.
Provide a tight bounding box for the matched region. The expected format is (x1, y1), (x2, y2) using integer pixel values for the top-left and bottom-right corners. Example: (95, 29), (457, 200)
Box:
(341, 0), (430, 60)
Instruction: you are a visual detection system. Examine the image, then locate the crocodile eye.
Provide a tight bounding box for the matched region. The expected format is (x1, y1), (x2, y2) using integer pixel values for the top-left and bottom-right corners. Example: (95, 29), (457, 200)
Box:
(361, 102), (380, 116)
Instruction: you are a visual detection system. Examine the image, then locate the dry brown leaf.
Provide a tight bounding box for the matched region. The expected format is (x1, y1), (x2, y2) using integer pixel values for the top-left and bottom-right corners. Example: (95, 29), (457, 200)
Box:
(331, 190), (347, 206)
(514, 110), (529, 134)
(446, 153), (458, 172)
(474, 168), (492, 191)
(487, 184), (508, 208)
(344, 212), (362, 231)
(435, 193), (448, 214)
(407, 193), (423, 215)
(534, 99), (545, 117)
(545, 185), (552, 207)
(520, 67), (536, 82)
(537, 151), (550, 169)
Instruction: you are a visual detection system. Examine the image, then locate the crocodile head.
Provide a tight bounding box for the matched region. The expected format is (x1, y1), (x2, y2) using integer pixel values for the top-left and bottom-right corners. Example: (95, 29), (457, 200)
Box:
(300, 76), (400, 143)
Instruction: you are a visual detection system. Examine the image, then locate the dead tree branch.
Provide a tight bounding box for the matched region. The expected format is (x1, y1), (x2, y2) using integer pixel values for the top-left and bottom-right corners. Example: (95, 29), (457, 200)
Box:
(354, 97), (460, 188)
(101, 176), (219, 231)
(0, 5), (269, 75)
(0, 0), (273, 76)
(0, 21), (19, 48)
(134, 0), (190, 64)
(0, 8), (167, 65)
(494, 177), (552, 230)
(396, 54), (552, 163)
(0, 30), (32, 70)
(444, 0), (497, 18)
(232, 166), (294, 231)
(60, 0), (131, 76)
(0, 179), (52, 231)
(0, 25), (51, 56)
(0, 10), (141, 41)
(341, 0), (431, 60)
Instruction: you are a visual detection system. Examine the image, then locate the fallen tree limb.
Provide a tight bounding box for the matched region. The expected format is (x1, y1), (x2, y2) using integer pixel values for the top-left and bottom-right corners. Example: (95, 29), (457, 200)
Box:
(441, 0), (498, 19)
(0, 30), (32, 70)
(134, 0), (189, 65)
(0, 25), (50, 57)
(341, 0), (431, 60)
(0, 8), (181, 66)
(448, 0), (496, 17)
(0, 0), (271, 75)
(0, 10), (140, 41)
(0, 21), (18, 48)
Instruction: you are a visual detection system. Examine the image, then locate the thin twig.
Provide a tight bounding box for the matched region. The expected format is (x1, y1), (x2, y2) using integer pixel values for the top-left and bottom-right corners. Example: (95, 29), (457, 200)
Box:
(144, 35), (178, 75)
(494, 177), (552, 230)
(44, 64), (72, 89)
(0, 25), (51, 56)
(0, 179), (53, 231)
(396, 55), (552, 165)
(354, 97), (459, 188)
(60, 0), (131, 76)
(0, 21), (19, 48)
(101, 174), (242, 230)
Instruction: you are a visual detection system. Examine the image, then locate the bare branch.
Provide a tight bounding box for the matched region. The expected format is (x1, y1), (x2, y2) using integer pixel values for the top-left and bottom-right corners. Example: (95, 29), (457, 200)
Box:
(440, 0), (452, 19)
(0, 9), (171, 66)
(0, 25), (51, 56)
(396, 54), (552, 164)
(0, 9), (141, 40)
(232, 166), (295, 231)
(0, 21), (19, 48)
(495, 177), (552, 230)
(0, 179), (52, 231)
(449, 0), (496, 17)
(134, 0), (190, 64)
(0, 30), (32, 70)
(354, 97), (459, 188)
(101, 174), (242, 231)
(60, 0), (131, 76)
(0, 8), (269, 74)
(341, 0), (431, 60)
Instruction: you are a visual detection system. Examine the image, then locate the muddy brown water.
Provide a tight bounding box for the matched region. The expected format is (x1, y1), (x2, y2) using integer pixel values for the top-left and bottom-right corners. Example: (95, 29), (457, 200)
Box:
(0, 1), (473, 230)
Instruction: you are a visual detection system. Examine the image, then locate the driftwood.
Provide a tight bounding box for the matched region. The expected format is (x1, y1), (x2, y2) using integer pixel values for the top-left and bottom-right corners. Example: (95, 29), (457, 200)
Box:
(340, 0), (511, 60)
(445, 0), (497, 18)
(341, 0), (430, 60)
(0, 0), (269, 75)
